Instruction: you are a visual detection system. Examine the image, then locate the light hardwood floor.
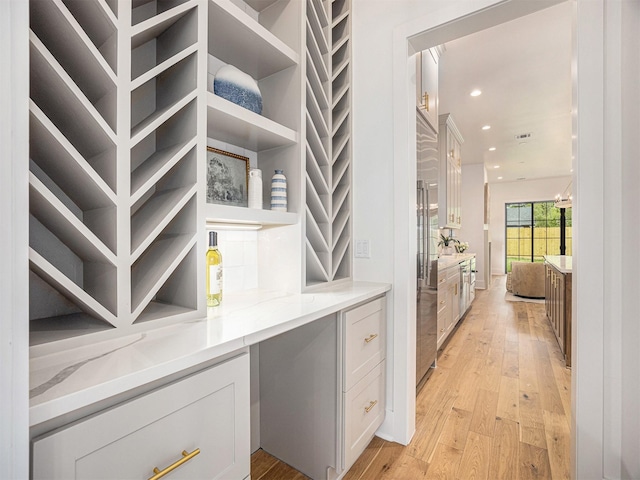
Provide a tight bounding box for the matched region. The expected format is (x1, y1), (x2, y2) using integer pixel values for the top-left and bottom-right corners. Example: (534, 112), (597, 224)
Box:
(252, 275), (571, 479)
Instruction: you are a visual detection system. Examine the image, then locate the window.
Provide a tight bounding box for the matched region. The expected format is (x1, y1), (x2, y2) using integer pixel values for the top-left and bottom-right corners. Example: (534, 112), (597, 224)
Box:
(505, 201), (572, 272)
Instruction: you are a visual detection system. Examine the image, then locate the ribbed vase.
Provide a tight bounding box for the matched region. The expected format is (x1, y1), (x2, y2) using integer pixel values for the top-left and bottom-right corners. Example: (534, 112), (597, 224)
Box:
(270, 170), (287, 211)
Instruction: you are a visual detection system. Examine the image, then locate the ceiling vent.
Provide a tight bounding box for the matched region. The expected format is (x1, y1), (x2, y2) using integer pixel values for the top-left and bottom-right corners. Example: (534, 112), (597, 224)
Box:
(515, 133), (532, 140)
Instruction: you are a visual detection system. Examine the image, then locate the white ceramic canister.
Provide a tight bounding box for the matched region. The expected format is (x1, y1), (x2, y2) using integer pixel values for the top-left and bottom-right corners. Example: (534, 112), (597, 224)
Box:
(270, 169), (287, 211)
(248, 168), (263, 209)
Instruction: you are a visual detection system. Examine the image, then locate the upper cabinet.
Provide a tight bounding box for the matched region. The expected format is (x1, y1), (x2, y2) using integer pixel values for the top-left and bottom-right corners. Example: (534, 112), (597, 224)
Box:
(438, 113), (464, 229)
(416, 47), (441, 133)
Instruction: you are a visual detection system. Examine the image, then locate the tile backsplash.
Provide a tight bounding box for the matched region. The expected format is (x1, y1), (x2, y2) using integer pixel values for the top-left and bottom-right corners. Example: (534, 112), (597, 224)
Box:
(213, 229), (259, 293)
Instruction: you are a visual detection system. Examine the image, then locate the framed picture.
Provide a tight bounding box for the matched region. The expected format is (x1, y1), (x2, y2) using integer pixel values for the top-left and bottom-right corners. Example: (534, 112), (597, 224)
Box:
(206, 147), (249, 207)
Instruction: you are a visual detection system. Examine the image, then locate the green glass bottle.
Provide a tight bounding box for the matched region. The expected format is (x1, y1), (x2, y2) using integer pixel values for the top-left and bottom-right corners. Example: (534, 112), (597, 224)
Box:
(206, 231), (222, 307)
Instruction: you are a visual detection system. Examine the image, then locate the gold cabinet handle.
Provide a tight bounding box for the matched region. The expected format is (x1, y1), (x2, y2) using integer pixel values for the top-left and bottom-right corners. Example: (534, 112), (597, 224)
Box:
(439, 300), (445, 305)
(149, 449), (200, 480)
(420, 92), (429, 111)
(364, 400), (378, 413)
(364, 333), (378, 343)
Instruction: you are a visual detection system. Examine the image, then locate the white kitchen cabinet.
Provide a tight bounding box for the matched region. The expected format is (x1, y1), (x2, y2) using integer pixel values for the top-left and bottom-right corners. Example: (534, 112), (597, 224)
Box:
(437, 263), (460, 348)
(416, 48), (440, 133)
(258, 294), (386, 479)
(341, 296), (386, 472)
(32, 352), (250, 480)
(438, 114), (464, 229)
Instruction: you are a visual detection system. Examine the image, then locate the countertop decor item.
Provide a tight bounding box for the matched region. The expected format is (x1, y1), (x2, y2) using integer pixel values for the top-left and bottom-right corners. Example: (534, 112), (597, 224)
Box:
(270, 170), (287, 211)
(456, 241), (469, 253)
(248, 168), (263, 209)
(438, 233), (458, 255)
(213, 65), (263, 114)
(206, 147), (249, 207)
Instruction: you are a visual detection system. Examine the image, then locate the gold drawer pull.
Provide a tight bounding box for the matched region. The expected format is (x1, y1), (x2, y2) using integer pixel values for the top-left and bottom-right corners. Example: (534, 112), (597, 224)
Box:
(364, 400), (378, 413)
(149, 449), (200, 480)
(364, 333), (378, 343)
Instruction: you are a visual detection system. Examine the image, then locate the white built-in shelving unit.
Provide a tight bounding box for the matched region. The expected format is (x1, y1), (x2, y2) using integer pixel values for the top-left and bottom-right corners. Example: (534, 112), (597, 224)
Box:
(27, 0), (352, 350)
(304, 0), (352, 288)
(28, 0), (204, 348)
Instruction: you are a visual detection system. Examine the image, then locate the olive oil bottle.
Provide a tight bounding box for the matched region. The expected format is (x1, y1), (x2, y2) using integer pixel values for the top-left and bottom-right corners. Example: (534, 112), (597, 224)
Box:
(206, 231), (222, 307)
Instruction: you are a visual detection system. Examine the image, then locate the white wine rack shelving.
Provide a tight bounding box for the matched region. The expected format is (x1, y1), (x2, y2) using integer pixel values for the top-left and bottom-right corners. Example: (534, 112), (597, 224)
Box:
(28, 0), (203, 347)
(27, 0), (353, 349)
(304, 0), (352, 287)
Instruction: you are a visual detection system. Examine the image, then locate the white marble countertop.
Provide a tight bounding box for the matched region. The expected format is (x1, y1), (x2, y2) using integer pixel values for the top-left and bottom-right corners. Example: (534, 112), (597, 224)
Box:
(544, 255), (572, 273)
(29, 281), (390, 428)
(438, 253), (476, 270)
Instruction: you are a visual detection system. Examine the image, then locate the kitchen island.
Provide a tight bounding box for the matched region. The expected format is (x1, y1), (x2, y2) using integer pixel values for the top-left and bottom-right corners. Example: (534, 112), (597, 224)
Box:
(544, 255), (572, 367)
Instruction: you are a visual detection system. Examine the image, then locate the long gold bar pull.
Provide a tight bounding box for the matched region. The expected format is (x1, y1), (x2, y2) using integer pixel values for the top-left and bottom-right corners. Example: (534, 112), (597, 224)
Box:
(148, 448), (200, 480)
(364, 333), (378, 344)
(421, 92), (429, 111)
(364, 400), (378, 413)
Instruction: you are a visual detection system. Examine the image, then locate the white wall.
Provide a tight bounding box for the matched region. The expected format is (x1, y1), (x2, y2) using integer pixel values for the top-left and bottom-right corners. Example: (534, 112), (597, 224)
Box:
(0, 0), (29, 477)
(488, 176), (571, 274)
(458, 163), (488, 288)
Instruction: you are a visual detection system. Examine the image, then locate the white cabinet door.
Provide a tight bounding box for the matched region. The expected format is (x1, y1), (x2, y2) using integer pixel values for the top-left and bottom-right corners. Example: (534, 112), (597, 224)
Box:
(417, 49), (439, 133)
(343, 296), (386, 391)
(439, 114), (464, 229)
(343, 361), (386, 470)
(32, 353), (250, 480)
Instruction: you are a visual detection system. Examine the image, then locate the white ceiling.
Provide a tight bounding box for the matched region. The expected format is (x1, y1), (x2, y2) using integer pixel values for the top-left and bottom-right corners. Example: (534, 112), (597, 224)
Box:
(437, 2), (573, 184)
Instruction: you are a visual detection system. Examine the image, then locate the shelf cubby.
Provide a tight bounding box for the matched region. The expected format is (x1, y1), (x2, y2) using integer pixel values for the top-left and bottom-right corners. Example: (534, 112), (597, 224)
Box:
(306, 175), (330, 226)
(332, 148), (350, 187)
(30, 36), (117, 154)
(306, 22), (329, 82)
(134, 244), (198, 324)
(306, 144), (330, 194)
(306, 207), (330, 254)
(306, 52), (330, 110)
(31, 0), (118, 77)
(206, 92), (296, 151)
(61, 0), (118, 69)
(131, 150), (197, 259)
(305, 240), (330, 285)
(131, 0), (193, 26)
(29, 202), (118, 318)
(207, 0), (299, 80)
(130, 53), (197, 138)
(307, 82), (330, 139)
(130, 197), (197, 316)
(332, 204), (349, 246)
(307, 0), (329, 54)
(331, 39), (349, 78)
(131, 7), (198, 84)
(312, 0), (329, 27)
(306, 113), (330, 166)
(30, 105), (117, 211)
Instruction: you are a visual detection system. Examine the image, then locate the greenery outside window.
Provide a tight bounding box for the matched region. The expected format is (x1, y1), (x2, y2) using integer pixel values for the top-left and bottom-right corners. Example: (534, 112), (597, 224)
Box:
(505, 201), (572, 272)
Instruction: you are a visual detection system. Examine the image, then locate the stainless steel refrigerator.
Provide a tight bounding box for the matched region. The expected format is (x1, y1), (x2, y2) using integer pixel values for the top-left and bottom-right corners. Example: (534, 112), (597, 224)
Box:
(416, 109), (439, 388)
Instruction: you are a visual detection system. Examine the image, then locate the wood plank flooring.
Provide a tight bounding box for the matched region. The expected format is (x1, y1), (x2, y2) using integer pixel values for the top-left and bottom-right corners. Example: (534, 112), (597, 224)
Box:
(252, 275), (571, 479)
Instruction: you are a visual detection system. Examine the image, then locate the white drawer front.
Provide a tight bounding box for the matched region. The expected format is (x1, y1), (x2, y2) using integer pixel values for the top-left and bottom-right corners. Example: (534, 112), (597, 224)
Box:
(343, 361), (386, 470)
(343, 296), (386, 391)
(32, 353), (250, 480)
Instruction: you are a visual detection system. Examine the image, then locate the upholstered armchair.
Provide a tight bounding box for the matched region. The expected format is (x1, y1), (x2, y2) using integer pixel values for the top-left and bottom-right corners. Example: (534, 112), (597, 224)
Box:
(508, 262), (546, 298)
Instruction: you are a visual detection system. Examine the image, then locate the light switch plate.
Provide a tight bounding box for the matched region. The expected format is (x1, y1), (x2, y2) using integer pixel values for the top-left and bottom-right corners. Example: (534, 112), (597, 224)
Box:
(355, 240), (370, 258)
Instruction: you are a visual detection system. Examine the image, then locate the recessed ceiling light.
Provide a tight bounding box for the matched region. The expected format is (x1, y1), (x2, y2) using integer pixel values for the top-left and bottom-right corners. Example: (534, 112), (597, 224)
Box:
(489, 147), (496, 151)
(497, 176), (503, 180)
(470, 89), (482, 97)
(493, 165), (500, 169)
(482, 125), (491, 130)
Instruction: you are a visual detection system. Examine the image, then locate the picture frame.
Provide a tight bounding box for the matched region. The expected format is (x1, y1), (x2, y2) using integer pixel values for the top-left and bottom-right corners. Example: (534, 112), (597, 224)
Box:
(206, 147), (249, 207)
